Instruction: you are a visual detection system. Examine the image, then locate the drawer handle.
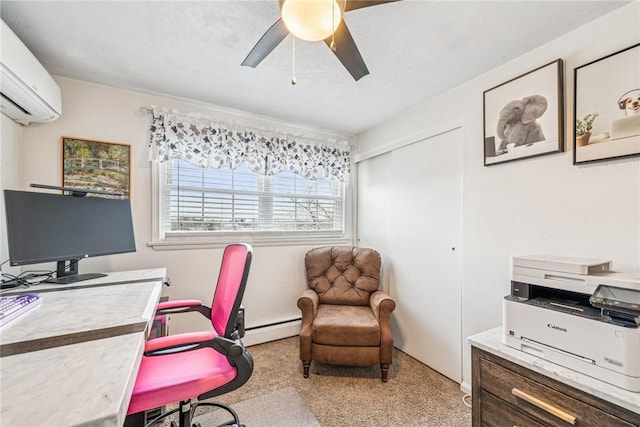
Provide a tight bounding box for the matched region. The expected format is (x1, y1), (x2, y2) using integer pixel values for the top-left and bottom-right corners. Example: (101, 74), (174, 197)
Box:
(511, 387), (576, 425)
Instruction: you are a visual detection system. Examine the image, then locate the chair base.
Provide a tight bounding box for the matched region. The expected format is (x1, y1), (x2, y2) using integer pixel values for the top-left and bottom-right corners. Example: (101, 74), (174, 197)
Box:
(142, 399), (243, 427)
(301, 360), (389, 382)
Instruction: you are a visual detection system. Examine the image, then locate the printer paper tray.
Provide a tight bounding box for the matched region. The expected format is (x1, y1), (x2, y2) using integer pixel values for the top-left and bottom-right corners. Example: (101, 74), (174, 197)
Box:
(520, 336), (596, 365)
(503, 333), (640, 392)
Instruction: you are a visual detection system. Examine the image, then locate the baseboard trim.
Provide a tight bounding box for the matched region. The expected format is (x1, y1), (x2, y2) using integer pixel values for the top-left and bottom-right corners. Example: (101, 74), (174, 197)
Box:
(460, 381), (471, 394)
(243, 319), (301, 346)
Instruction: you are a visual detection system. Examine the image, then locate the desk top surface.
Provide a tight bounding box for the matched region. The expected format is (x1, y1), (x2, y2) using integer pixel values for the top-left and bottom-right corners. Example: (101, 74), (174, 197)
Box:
(0, 281), (161, 355)
(0, 268), (165, 427)
(469, 327), (640, 415)
(1, 333), (146, 427)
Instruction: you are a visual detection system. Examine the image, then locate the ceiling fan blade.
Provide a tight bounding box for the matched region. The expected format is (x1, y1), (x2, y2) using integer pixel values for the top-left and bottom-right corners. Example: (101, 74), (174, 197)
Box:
(241, 18), (289, 68)
(344, 0), (399, 12)
(324, 20), (369, 81)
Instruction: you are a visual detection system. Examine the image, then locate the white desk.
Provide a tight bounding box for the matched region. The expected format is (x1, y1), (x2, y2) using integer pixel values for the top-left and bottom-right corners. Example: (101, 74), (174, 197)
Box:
(0, 268), (166, 427)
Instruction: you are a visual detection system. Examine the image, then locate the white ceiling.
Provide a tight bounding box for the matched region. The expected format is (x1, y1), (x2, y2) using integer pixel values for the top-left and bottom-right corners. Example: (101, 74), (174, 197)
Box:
(0, 1), (628, 135)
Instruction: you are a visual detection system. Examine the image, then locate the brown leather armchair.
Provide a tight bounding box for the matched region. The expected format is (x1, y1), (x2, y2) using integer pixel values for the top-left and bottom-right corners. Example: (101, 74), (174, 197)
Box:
(297, 246), (396, 382)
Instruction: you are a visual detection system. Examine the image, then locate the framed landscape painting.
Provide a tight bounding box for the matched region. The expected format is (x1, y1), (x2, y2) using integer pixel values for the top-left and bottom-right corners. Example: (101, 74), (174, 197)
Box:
(62, 137), (131, 199)
(483, 59), (564, 166)
(573, 43), (640, 164)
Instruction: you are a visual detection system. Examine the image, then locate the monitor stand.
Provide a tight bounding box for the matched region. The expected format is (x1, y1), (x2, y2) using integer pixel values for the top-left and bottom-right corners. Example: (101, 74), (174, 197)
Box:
(44, 259), (107, 284)
(46, 273), (107, 284)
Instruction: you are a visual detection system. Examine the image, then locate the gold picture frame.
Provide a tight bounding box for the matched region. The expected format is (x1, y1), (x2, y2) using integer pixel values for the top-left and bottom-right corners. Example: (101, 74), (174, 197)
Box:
(62, 136), (131, 199)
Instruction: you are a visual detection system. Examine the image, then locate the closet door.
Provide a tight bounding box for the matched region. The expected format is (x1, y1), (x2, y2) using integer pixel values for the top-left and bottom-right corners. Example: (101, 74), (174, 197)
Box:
(356, 152), (392, 292)
(358, 127), (463, 382)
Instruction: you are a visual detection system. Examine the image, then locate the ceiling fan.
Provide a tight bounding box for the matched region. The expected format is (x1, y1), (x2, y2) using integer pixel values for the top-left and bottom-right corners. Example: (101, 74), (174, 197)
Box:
(241, 0), (399, 81)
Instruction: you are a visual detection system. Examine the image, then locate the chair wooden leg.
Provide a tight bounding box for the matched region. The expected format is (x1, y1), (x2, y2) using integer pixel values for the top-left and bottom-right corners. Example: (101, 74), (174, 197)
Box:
(302, 361), (310, 378)
(380, 364), (389, 382)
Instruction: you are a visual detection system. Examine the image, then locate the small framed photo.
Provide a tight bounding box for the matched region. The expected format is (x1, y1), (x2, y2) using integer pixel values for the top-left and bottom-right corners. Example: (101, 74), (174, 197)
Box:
(483, 59), (564, 166)
(573, 43), (640, 164)
(62, 137), (131, 199)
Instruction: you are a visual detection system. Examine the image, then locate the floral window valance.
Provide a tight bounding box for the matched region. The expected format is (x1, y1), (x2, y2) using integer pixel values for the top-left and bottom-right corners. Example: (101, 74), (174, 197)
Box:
(146, 107), (350, 181)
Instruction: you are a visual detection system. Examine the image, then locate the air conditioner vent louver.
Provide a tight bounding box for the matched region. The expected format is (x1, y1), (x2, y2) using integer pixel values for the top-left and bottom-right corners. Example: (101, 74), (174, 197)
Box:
(1, 91), (32, 115)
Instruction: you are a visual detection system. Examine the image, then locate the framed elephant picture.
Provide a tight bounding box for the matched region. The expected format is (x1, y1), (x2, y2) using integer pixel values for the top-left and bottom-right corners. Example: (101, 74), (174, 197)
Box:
(483, 59), (564, 166)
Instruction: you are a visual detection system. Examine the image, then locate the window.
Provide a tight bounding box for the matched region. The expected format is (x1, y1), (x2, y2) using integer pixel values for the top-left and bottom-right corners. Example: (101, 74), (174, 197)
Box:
(144, 107), (352, 248)
(152, 159), (348, 247)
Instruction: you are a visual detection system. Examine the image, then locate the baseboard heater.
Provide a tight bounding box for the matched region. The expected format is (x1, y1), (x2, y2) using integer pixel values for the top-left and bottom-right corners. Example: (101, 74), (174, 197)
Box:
(243, 317), (301, 346)
(245, 317), (301, 331)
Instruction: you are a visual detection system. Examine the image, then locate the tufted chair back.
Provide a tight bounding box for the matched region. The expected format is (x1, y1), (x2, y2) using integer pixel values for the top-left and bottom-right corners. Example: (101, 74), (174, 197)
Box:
(305, 246), (381, 306)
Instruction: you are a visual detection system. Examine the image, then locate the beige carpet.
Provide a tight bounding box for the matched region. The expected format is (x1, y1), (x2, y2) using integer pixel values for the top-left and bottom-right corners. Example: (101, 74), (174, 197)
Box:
(152, 337), (471, 426)
(206, 337), (472, 426)
(194, 387), (320, 427)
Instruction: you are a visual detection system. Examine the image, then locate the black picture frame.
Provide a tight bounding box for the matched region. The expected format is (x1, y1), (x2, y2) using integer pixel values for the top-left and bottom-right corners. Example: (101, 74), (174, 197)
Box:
(573, 43), (640, 164)
(483, 59), (564, 166)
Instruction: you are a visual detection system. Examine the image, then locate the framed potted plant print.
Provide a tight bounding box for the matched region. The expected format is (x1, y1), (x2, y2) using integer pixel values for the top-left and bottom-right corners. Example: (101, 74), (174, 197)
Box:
(62, 136), (131, 199)
(573, 43), (640, 164)
(483, 59), (564, 166)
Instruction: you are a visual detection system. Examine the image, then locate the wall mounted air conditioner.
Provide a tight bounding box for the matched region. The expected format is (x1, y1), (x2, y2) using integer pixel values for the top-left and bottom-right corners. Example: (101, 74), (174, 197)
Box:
(1, 19), (61, 125)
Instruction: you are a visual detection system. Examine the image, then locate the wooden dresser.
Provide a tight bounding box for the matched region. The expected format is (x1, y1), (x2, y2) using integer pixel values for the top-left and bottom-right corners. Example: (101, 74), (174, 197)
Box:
(469, 328), (640, 427)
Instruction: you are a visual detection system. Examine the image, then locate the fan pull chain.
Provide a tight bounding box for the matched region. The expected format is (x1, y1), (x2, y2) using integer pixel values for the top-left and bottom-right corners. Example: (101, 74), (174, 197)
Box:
(330, 0), (337, 51)
(291, 36), (297, 85)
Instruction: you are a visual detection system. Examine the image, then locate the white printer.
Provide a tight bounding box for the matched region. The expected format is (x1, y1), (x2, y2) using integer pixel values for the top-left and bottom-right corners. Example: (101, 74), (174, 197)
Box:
(503, 255), (640, 392)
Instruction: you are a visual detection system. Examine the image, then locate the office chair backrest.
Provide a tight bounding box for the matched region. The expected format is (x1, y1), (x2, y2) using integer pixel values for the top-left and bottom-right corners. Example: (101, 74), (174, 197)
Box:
(211, 243), (253, 338)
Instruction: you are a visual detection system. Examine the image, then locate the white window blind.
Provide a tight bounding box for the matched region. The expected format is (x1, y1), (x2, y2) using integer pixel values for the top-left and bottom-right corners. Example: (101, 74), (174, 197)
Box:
(161, 159), (345, 236)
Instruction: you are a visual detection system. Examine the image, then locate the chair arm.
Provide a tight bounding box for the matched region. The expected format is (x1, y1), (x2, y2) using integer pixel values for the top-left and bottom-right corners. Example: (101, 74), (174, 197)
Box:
(144, 331), (217, 355)
(297, 289), (319, 322)
(156, 299), (212, 318)
(370, 290), (396, 324)
(235, 306), (246, 339)
(371, 291), (396, 365)
(200, 335), (253, 400)
(297, 289), (318, 362)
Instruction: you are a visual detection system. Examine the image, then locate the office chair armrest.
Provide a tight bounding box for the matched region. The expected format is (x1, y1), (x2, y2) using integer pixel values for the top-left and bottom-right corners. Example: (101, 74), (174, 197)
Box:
(199, 335), (254, 400)
(211, 334), (248, 361)
(156, 299), (212, 318)
(235, 306), (246, 338)
(144, 331), (217, 355)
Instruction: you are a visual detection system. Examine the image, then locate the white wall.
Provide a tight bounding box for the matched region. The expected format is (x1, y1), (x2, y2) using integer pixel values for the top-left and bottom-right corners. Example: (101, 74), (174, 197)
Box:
(355, 3), (640, 390)
(0, 114), (23, 278)
(9, 77), (353, 339)
(4, 1), (638, 386)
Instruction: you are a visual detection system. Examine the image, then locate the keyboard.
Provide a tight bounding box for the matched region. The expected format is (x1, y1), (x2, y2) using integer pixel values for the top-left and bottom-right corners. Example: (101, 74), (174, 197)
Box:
(0, 293), (41, 327)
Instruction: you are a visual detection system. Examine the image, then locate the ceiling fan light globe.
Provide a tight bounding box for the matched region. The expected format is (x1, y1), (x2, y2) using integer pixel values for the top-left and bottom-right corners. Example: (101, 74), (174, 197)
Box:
(281, 0), (342, 42)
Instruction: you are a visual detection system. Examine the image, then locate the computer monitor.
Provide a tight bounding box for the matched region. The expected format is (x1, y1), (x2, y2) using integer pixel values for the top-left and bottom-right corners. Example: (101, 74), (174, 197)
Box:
(3, 189), (136, 284)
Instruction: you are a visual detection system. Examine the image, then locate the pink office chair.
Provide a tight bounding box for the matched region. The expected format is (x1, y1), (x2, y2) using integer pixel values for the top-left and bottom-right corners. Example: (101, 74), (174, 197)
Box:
(127, 243), (253, 427)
